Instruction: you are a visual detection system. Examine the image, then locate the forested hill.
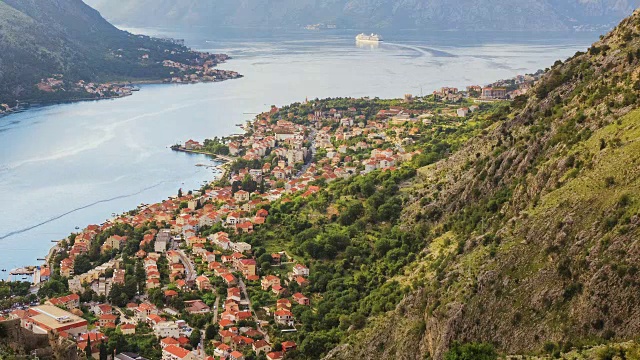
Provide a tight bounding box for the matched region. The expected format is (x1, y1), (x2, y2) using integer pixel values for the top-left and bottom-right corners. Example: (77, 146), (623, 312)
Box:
(324, 8), (640, 360)
(0, 0), (216, 107)
(84, 0), (640, 31)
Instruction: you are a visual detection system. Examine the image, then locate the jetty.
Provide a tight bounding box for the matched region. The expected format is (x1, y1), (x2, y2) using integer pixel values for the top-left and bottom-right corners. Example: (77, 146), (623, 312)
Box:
(9, 267), (35, 276)
(170, 144), (237, 163)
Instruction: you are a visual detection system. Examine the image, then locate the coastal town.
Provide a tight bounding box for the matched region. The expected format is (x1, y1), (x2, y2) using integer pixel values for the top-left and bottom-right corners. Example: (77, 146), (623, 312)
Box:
(33, 51), (242, 104)
(0, 71), (539, 360)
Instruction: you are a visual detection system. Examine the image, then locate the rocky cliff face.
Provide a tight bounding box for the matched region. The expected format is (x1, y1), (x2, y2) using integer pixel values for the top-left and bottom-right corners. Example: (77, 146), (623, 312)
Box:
(326, 9), (640, 360)
(84, 0), (640, 31)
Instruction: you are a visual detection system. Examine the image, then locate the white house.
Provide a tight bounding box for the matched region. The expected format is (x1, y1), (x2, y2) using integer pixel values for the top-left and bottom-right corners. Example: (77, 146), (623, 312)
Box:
(231, 242), (252, 253)
(154, 321), (180, 339)
(292, 264), (309, 277)
(457, 107), (469, 117)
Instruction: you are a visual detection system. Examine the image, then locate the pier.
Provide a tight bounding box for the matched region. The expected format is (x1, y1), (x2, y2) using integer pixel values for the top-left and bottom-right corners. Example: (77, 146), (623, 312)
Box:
(170, 145), (237, 163)
(9, 267), (35, 276)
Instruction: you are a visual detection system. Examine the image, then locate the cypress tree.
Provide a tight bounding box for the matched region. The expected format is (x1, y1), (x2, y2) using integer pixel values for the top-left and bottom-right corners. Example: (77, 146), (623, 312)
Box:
(85, 336), (92, 359)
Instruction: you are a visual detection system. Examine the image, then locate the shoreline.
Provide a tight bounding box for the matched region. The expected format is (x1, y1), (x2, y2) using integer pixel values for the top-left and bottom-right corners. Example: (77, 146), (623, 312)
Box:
(0, 74), (243, 120)
(0, 69), (244, 281)
(1, 146), (234, 283)
(170, 145), (237, 163)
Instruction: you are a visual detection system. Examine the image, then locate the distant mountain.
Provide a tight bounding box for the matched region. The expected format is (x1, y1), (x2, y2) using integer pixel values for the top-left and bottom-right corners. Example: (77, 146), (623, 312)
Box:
(84, 0), (640, 31)
(0, 0), (227, 107)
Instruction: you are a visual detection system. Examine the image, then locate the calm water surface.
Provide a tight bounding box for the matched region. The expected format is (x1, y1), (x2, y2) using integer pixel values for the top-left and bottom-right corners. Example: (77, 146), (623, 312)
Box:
(0, 29), (598, 278)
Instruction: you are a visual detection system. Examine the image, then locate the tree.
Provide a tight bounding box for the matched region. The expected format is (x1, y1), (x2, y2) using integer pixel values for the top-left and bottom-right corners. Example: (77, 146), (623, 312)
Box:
(205, 324), (218, 340)
(37, 279), (67, 299)
(108, 284), (123, 305)
(258, 253), (272, 265)
(260, 261), (271, 272)
(242, 174), (258, 193)
(85, 336), (93, 359)
(190, 328), (201, 348)
(74, 254), (93, 274)
(338, 202), (364, 226)
(148, 288), (164, 308)
(135, 261), (145, 292)
(99, 341), (108, 360)
(178, 188), (183, 198)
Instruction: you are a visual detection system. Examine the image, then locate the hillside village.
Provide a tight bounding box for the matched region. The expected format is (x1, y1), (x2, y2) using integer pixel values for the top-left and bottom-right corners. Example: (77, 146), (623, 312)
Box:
(1, 72), (533, 360)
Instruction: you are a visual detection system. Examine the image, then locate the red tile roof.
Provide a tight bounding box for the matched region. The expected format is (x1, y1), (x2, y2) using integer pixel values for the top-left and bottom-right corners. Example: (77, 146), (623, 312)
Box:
(164, 345), (191, 359)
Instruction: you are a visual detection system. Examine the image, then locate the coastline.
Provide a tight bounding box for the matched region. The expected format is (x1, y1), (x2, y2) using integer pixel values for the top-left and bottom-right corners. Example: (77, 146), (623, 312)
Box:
(0, 65), (243, 281)
(16, 145), (237, 283)
(0, 74), (243, 120)
(170, 145), (238, 163)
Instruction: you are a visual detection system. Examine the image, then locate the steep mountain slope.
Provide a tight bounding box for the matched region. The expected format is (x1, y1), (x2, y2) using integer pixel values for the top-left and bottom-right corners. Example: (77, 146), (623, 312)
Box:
(84, 0), (640, 31)
(325, 8), (640, 360)
(0, 0), (207, 106)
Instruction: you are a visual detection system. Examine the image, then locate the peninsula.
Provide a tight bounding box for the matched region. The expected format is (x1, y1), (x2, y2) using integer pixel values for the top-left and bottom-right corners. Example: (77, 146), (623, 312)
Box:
(0, 0), (241, 115)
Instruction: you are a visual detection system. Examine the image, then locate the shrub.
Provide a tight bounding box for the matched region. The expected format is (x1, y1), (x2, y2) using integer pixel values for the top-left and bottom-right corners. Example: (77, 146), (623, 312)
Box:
(618, 193), (631, 208)
(563, 282), (583, 301)
(543, 342), (558, 354)
(444, 342), (498, 360)
(597, 346), (622, 360)
(604, 176), (616, 187)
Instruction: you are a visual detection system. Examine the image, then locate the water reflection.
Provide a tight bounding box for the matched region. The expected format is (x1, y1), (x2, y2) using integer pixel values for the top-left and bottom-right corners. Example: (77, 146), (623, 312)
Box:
(356, 41), (380, 50)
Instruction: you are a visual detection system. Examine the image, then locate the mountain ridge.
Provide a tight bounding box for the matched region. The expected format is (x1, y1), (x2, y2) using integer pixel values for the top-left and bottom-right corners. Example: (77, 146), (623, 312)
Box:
(84, 0), (640, 31)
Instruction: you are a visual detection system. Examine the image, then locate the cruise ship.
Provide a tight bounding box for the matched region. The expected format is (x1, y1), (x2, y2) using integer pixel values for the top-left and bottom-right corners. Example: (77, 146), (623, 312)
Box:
(356, 33), (383, 43)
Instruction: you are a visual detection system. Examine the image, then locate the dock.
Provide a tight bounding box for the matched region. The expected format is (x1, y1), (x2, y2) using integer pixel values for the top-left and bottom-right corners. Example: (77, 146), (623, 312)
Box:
(9, 267), (35, 276)
(195, 163), (223, 170)
(170, 145), (237, 163)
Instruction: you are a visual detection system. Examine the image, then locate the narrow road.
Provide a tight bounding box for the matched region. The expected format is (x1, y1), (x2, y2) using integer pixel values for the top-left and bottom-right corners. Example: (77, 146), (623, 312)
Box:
(296, 129), (317, 177)
(212, 295), (220, 324)
(177, 249), (196, 282)
(238, 278), (269, 343)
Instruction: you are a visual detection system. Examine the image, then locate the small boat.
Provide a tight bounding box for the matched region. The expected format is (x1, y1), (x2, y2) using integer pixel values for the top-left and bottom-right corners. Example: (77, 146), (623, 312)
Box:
(1, 269), (6, 272)
(75, 226), (80, 230)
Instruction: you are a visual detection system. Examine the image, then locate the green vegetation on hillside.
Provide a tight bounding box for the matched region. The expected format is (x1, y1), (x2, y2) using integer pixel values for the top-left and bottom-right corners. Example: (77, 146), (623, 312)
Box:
(324, 8), (640, 360)
(207, 98), (509, 358)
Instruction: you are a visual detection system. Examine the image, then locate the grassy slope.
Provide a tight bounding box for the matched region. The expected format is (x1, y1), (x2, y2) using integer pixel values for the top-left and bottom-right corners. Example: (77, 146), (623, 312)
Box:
(326, 9), (640, 360)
